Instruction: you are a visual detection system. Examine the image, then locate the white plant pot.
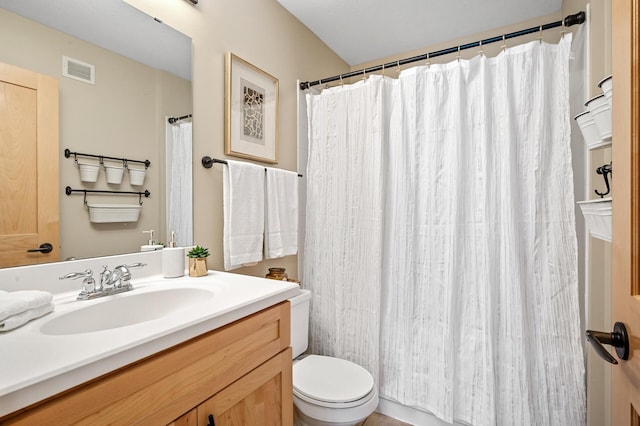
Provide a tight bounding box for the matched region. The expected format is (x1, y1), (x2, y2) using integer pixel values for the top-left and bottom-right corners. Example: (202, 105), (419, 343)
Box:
(585, 94), (612, 142)
(104, 165), (124, 184)
(78, 162), (100, 182)
(598, 75), (612, 108)
(87, 203), (141, 223)
(575, 111), (608, 150)
(128, 168), (147, 186)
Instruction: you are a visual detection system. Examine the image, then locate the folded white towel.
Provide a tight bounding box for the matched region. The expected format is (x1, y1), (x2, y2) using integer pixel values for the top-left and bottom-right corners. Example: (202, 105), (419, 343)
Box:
(265, 168), (298, 259)
(0, 302), (54, 332)
(223, 160), (265, 270)
(0, 290), (53, 322)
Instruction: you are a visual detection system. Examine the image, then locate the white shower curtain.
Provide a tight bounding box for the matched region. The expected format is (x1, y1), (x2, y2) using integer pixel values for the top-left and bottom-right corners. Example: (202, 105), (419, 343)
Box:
(305, 78), (387, 375)
(304, 35), (585, 426)
(166, 120), (193, 247)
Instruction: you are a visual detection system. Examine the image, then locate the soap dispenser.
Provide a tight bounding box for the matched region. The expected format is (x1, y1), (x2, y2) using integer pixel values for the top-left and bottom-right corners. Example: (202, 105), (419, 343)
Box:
(140, 230), (164, 252)
(162, 231), (185, 278)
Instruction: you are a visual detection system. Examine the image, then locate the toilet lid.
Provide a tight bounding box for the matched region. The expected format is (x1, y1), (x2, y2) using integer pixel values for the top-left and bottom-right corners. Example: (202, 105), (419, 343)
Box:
(293, 355), (375, 403)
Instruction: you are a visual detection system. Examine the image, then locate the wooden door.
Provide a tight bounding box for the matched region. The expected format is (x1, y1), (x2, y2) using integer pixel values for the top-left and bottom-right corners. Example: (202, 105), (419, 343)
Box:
(197, 348), (293, 426)
(611, 0), (640, 424)
(0, 61), (59, 267)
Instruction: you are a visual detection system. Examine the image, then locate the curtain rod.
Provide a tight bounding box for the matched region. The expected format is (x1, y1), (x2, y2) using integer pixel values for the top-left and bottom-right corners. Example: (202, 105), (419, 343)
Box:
(299, 11), (585, 90)
(201, 156), (303, 177)
(168, 114), (192, 124)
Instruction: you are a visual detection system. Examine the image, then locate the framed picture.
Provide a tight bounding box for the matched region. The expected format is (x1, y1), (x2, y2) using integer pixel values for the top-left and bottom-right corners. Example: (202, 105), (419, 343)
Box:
(225, 52), (279, 164)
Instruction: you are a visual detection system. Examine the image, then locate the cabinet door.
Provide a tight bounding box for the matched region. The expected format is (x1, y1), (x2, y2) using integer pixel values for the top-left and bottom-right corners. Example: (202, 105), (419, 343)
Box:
(169, 409), (197, 426)
(198, 348), (293, 426)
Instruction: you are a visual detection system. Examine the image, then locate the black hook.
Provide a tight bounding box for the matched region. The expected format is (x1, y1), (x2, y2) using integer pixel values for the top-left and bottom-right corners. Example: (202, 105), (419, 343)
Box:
(595, 163), (612, 198)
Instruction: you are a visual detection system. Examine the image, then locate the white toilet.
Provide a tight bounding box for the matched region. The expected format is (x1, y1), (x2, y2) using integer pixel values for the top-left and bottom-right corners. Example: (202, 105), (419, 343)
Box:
(289, 289), (379, 426)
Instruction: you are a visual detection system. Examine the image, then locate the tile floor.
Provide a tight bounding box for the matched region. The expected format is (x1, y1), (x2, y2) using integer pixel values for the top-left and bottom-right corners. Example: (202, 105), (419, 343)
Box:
(362, 412), (413, 426)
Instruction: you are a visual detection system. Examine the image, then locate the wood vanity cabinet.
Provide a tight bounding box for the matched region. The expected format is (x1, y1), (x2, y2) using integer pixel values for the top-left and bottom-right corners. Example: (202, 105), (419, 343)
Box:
(1, 302), (293, 426)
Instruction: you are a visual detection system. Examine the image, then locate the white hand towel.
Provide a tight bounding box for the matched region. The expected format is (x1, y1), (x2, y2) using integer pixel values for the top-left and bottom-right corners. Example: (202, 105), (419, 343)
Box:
(223, 160), (265, 270)
(0, 290), (53, 322)
(265, 168), (298, 259)
(0, 302), (54, 332)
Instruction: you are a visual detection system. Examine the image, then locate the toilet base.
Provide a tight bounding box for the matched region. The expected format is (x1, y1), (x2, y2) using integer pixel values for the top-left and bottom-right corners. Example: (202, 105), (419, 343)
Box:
(294, 405), (370, 426)
(293, 387), (378, 426)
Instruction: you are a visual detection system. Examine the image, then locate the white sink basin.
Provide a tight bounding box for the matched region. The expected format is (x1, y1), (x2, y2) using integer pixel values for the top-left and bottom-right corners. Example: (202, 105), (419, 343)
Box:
(40, 288), (215, 335)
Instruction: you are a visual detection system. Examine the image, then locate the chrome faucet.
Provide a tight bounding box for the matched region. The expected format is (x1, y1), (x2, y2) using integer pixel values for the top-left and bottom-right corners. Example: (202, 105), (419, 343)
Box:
(60, 263), (146, 300)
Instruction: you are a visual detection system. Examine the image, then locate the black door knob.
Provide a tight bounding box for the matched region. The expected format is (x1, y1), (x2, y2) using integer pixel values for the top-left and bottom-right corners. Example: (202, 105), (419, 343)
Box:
(26, 243), (53, 254)
(207, 414), (216, 426)
(586, 322), (630, 364)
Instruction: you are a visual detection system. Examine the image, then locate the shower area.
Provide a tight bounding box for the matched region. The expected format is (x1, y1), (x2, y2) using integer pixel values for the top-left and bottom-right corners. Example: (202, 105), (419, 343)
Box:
(296, 6), (610, 425)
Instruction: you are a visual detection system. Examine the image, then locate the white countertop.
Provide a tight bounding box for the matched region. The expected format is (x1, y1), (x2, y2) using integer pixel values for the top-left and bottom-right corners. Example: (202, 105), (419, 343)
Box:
(0, 269), (299, 417)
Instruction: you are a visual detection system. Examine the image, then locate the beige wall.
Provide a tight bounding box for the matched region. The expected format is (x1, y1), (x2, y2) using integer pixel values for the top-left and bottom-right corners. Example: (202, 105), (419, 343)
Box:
(0, 8), (191, 261)
(123, 0), (349, 280)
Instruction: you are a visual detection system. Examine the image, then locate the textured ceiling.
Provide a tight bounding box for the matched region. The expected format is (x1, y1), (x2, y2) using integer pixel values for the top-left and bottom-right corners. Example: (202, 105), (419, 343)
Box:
(276, 0), (563, 66)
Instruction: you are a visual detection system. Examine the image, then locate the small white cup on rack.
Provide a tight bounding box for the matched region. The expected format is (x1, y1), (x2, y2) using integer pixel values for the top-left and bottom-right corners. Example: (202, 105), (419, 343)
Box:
(78, 162), (100, 182)
(575, 110), (606, 149)
(598, 75), (612, 108)
(104, 165), (125, 184)
(128, 167), (147, 186)
(585, 94), (612, 142)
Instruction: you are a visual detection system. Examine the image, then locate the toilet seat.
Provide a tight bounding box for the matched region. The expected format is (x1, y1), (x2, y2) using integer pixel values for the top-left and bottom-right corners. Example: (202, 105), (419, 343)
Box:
(293, 355), (375, 406)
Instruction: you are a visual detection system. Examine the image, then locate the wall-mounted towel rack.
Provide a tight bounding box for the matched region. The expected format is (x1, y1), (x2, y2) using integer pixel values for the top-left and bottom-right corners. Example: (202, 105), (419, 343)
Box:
(201, 156), (303, 177)
(168, 114), (192, 124)
(65, 186), (151, 205)
(65, 148), (150, 169)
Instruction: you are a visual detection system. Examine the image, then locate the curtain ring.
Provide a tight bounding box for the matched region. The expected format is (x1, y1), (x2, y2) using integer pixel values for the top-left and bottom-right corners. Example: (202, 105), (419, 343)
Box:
(340, 74), (344, 86)
(426, 52), (431, 67)
(478, 40), (484, 56)
(501, 34), (507, 51)
(98, 155), (104, 166)
(457, 45), (461, 61)
(382, 63), (385, 77)
(362, 68), (366, 81)
(396, 59), (401, 74)
(539, 25), (543, 44)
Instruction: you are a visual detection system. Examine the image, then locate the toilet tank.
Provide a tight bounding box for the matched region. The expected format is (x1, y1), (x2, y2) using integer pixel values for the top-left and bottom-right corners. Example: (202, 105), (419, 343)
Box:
(289, 289), (311, 358)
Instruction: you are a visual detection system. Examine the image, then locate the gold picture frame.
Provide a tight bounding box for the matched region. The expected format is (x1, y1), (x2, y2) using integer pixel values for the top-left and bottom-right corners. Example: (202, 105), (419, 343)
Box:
(225, 52), (279, 164)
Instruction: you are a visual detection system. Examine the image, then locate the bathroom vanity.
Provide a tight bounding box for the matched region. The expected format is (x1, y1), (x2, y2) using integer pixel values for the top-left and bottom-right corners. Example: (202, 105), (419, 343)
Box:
(0, 251), (299, 425)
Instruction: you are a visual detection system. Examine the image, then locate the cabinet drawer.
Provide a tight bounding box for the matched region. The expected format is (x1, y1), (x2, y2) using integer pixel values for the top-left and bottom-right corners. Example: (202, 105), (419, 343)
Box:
(2, 302), (291, 425)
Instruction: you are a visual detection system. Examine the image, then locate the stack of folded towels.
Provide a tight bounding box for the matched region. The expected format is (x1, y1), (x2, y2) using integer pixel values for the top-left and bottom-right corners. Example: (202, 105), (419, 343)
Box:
(0, 290), (54, 332)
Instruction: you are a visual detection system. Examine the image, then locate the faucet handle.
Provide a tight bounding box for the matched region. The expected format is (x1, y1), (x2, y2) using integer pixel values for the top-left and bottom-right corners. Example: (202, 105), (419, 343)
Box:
(114, 263), (147, 284)
(59, 269), (93, 280)
(59, 269), (96, 297)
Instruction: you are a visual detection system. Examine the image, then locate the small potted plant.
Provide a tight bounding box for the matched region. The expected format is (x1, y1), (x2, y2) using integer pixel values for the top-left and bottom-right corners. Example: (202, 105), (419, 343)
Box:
(187, 245), (210, 277)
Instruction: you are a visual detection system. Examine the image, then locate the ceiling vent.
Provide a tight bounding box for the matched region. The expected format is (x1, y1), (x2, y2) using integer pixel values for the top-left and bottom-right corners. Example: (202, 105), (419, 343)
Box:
(62, 56), (95, 85)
